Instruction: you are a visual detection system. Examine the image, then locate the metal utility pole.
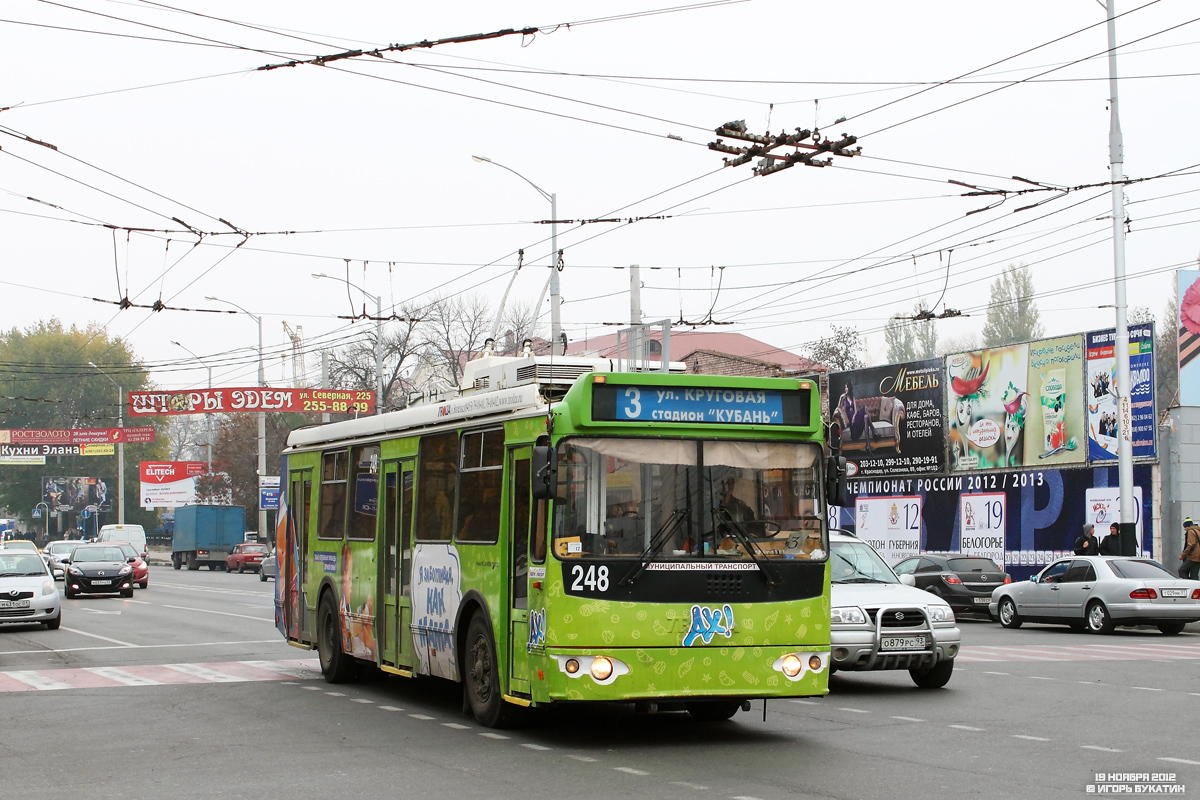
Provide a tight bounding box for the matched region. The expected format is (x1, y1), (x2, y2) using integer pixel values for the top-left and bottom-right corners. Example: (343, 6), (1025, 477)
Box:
(1106, 0), (1137, 555)
(630, 264), (643, 367)
(321, 351), (331, 423)
(87, 362), (124, 524)
(311, 274), (383, 413)
(472, 156), (562, 354)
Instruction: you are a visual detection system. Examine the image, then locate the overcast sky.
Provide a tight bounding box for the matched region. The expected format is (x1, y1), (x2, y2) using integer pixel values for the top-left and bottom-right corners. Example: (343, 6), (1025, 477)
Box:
(3, 0), (1198, 393)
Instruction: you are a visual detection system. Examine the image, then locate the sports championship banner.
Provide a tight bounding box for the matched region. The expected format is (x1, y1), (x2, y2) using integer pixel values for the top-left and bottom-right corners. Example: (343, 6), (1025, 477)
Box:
(827, 359), (945, 477)
(42, 476), (115, 512)
(1179, 270), (1200, 406)
(0, 426), (155, 444)
(128, 388), (374, 416)
(140, 461), (207, 508)
(1086, 324), (1156, 460)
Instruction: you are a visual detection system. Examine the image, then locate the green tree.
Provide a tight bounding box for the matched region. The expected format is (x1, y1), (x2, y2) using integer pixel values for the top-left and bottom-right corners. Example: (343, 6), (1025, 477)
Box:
(883, 302), (938, 364)
(0, 319), (168, 538)
(981, 264), (1044, 347)
(806, 324), (864, 372)
(1156, 283), (1179, 409)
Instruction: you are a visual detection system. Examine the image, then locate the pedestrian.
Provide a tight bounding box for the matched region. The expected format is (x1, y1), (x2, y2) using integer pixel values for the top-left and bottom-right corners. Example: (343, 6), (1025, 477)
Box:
(1073, 523), (1100, 556)
(1099, 522), (1121, 556)
(1179, 518), (1200, 580)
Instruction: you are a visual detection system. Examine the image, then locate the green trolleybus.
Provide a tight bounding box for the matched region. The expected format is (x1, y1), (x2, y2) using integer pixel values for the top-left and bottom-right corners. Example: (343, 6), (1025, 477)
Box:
(274, 354), (841, 726)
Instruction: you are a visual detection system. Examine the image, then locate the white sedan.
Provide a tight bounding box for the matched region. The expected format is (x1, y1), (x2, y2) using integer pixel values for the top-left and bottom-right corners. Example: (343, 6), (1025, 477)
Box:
(990, 556), (1200, 635)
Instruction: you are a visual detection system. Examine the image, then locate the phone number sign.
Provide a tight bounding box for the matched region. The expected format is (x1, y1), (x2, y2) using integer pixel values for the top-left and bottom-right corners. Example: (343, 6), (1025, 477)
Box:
(128, 388), (375, 416)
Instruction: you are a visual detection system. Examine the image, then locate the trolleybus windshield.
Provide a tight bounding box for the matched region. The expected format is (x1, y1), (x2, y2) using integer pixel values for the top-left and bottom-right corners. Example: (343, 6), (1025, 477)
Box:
(553, 437), (825, 562)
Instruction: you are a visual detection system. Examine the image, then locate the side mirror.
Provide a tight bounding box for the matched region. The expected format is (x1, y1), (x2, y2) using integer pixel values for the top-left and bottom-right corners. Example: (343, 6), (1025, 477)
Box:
(128, 557), (137, 563)
(1028, 575), (1037, 583)
(899, 574), (916, 587)
(825, 455), (848, 509)
(531, 445), (558, 501)
(60, 558), (70, 565)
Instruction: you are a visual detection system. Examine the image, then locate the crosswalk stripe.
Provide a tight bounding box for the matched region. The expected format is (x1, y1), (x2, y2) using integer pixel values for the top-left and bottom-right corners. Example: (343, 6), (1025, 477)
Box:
(5, 670), (74, 690)
(0, 658), (321, 693)
(161, 663), (248, 682)
(82, 667), (162, 686)
(957, 642), (1200, 663)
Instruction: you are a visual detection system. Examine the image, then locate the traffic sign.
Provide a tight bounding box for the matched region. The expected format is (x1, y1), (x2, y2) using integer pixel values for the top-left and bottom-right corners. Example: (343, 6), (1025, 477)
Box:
(31, 509), (41, 519)
(80, 508), (91, 519)
(259, 488), (280, 511)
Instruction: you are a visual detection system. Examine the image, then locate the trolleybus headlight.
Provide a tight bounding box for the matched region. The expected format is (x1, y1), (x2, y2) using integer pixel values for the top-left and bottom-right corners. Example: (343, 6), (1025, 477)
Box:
(808, 655), (823, 671)
(780, 654), (803, 678)
(565, 658), (580, 674)
(590, 656), (613, 681)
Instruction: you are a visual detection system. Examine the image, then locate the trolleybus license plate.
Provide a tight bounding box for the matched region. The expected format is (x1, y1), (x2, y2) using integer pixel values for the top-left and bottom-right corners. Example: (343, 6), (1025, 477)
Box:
(880, 635), (926, 651)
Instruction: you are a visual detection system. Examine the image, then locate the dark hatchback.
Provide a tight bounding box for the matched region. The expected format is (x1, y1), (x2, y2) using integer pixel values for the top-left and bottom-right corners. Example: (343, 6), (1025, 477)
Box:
(63, 544), (136, 598)
(893, 554), (1011, 615)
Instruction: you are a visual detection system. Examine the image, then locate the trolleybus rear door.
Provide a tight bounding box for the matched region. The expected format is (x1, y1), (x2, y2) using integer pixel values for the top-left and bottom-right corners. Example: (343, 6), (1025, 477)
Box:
(288, 471), (313, 642)
(380, 459), (416, 671)
(508, 447), (533, 694)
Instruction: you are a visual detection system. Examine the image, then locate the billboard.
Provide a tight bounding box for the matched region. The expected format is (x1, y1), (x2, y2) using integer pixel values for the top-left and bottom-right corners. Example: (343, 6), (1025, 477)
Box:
(946, 335), (1085, 472)
(42, 476), (114, 512)
(1180, 270), (1200, 406)
(0, 427), (155, 445)
(128, 388), (374, 417)
(140, 461), (207, 508)
(827, 359), (945, 477)
(1086, 324), (1156, 460)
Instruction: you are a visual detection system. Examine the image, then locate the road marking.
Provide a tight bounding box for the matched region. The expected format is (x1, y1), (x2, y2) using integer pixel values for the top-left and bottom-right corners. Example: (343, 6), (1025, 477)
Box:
(239, 660), (321, 680)
(614, 767), (650, 776)
(302, 686), (322, 690)
(958, 642), (1200, 663)
(521, 743), (552, 751)
(1131, 686), (1163, 692)
(61, 626), (136, 647)
(732, 796), (766, 800)
(1081, 745), (1122, 753)
(161, 604), (272, 622)
(948, 725), (985, 732)
(351, 698), (374, 704)
(379, 705), (402, 711)
(981, 671), (1009, 676)
(568, 755), (598, 763)
(1013, 735), (1051, 742)
(1159, 757), (1200, 766)
(671, 781), (709, 790)
(5, 670), (73, 690)
(442, 723), (470, 729)
(1029, 676), (1054, 681)
(480, 732), (510, 739)
(409, 714), (435, 720)
(326, 692), (346, 696)
(83, 667), (162, 686)
(891, 716), (924, 722)
(0, 640), (282, 656)
(838, 707), (870, 714)
(161, 663), (248, 683)
(790, 699), (818, 706)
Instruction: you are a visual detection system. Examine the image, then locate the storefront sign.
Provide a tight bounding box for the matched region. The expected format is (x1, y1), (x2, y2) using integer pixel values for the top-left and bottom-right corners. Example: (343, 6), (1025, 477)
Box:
(128, 388), (374, 416)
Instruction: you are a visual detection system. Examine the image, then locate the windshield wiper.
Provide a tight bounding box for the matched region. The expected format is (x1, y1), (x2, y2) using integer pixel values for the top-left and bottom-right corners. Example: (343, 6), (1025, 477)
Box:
(836, 576), (889, 584)
(714, 508), (778, 588)
(619, 509), (687, 588)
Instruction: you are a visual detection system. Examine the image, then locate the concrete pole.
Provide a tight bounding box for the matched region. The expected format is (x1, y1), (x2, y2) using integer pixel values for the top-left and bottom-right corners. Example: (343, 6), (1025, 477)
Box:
(1106, 0), (1137, 555)
(321, 351), (331, 424)
(117, 385), (125, 525)
(205, 364), (213, 473)
(630, 264), (643, 368)
(375, 294), (384, 414)
(550, 192), (562, 355)
(256, 314), (267, 541)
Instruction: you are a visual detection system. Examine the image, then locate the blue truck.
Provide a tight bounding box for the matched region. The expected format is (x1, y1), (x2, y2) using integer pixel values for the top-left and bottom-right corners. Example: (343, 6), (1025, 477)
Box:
(171, 505), (245, 571)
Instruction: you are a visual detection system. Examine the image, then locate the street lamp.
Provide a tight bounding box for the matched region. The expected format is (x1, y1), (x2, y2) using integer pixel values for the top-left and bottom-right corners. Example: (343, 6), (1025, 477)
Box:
(472, 155), (561, 355)
(171, 341), (214, 473)
(311, 273), (384, 412)
(206, 296), (267, 539)
(86, 361), (124, 525)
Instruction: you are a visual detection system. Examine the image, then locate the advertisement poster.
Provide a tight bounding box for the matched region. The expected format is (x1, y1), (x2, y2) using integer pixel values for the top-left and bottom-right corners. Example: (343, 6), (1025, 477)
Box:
(1024, 334), (1085, 466)
(1084, 486), (1144, 556)
(42, 476), (114, 512)
(946, 343), (1029, 471)
(1086, 324), (1156, 460)
(139, 461), (207, 508)
(128, 388), (374, 416)
(0, 426), (155, 445)
(827, 359), (945, 477)
(958, 493), (1006, 566)
(852, 495), (922, 565)
(1179, 270), (1200, 406)
(832, 464), (1153, 579)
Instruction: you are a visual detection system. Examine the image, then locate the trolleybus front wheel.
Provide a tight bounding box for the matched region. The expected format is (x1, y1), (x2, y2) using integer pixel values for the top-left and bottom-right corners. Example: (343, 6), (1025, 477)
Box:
(685, 700), (742, 721)
(318, 594), (355, 683)
(465, 612), (517, 728)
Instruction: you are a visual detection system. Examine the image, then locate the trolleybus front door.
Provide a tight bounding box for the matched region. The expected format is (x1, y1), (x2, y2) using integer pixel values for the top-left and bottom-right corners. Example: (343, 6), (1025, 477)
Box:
(381, 459), (416, 671)
(508, 447), (533, 695)
(288, 471), (313, 642)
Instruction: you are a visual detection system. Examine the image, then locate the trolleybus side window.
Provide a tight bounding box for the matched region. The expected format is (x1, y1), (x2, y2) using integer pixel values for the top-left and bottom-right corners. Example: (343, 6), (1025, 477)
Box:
(457, 428), (504, 543)
(415, 431), (457, 541)
(401, 469), (414, 592)
(318, 450), (349, 540)
(383, 469), (398, 595)
(511, 455), (532, 606)
(348, 444), (381, 541)
(533, 488), (547, 564)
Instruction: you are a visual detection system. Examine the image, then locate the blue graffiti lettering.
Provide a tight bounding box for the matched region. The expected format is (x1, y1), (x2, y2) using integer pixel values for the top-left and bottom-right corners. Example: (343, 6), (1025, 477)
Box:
(682, 604), (735, 647)
(527, 609), (546, 652)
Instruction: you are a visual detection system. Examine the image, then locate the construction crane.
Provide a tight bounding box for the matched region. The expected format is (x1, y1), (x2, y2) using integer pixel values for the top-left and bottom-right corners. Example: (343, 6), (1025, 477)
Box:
(282, 321), (306, 388)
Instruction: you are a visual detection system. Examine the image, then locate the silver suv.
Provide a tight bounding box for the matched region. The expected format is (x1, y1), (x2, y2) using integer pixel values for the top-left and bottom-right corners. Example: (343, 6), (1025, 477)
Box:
(829, 531), (961, 688)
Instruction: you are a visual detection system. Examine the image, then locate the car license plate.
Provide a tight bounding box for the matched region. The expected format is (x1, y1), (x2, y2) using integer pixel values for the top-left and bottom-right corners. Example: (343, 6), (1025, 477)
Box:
(880, 635), (927, 651)
(973, 597), (991, 604)
(1161, 588), (1188, 598)
(0, 599), (30, 609)
(91, 579), (112, 586)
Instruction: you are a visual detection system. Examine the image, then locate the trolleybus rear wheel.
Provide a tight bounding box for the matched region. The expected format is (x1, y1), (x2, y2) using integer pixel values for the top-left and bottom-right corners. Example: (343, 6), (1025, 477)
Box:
(318, 594), (355, 683)
(465, 612), (516, 728)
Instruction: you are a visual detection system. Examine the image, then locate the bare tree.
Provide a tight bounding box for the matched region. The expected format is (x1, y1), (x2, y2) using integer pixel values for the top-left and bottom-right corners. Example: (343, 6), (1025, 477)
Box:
(166, 415), (209, 461)
(328, 302), (425, 411)
(421, 293), (493, 385)
(805, 325), (864, 372)
(499, 297), (548, 355)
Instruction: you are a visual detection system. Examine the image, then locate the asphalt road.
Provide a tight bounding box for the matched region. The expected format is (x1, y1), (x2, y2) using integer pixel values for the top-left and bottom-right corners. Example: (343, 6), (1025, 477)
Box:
(3, 573), (1199, 800)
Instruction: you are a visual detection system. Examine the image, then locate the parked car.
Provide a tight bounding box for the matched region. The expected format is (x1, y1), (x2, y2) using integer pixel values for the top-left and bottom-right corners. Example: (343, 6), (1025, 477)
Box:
(0, 549), (61, 629)
(115, 542), (149, 589)
(42, 540), (77, 580)
(259, 552), (276, 582)
(0, 540), (40, 553)
(990, 556), (1200, 634)
(98, 524), (148, 562)
(226, 543), (270, 574)
(829, 531), (961, 688)
(62, 544), (136, 598)
(893, 553), (1011, 615)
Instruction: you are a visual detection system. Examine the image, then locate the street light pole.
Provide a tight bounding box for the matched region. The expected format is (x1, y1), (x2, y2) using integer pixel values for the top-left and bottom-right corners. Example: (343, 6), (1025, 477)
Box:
(206, 296), (268, 538)
(472, 156), (562, 355)
(310, 275), (384, 412)
(171, 341), (214, 472)
(87, 362), (124, 525)
(34, 501), (49, 545)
